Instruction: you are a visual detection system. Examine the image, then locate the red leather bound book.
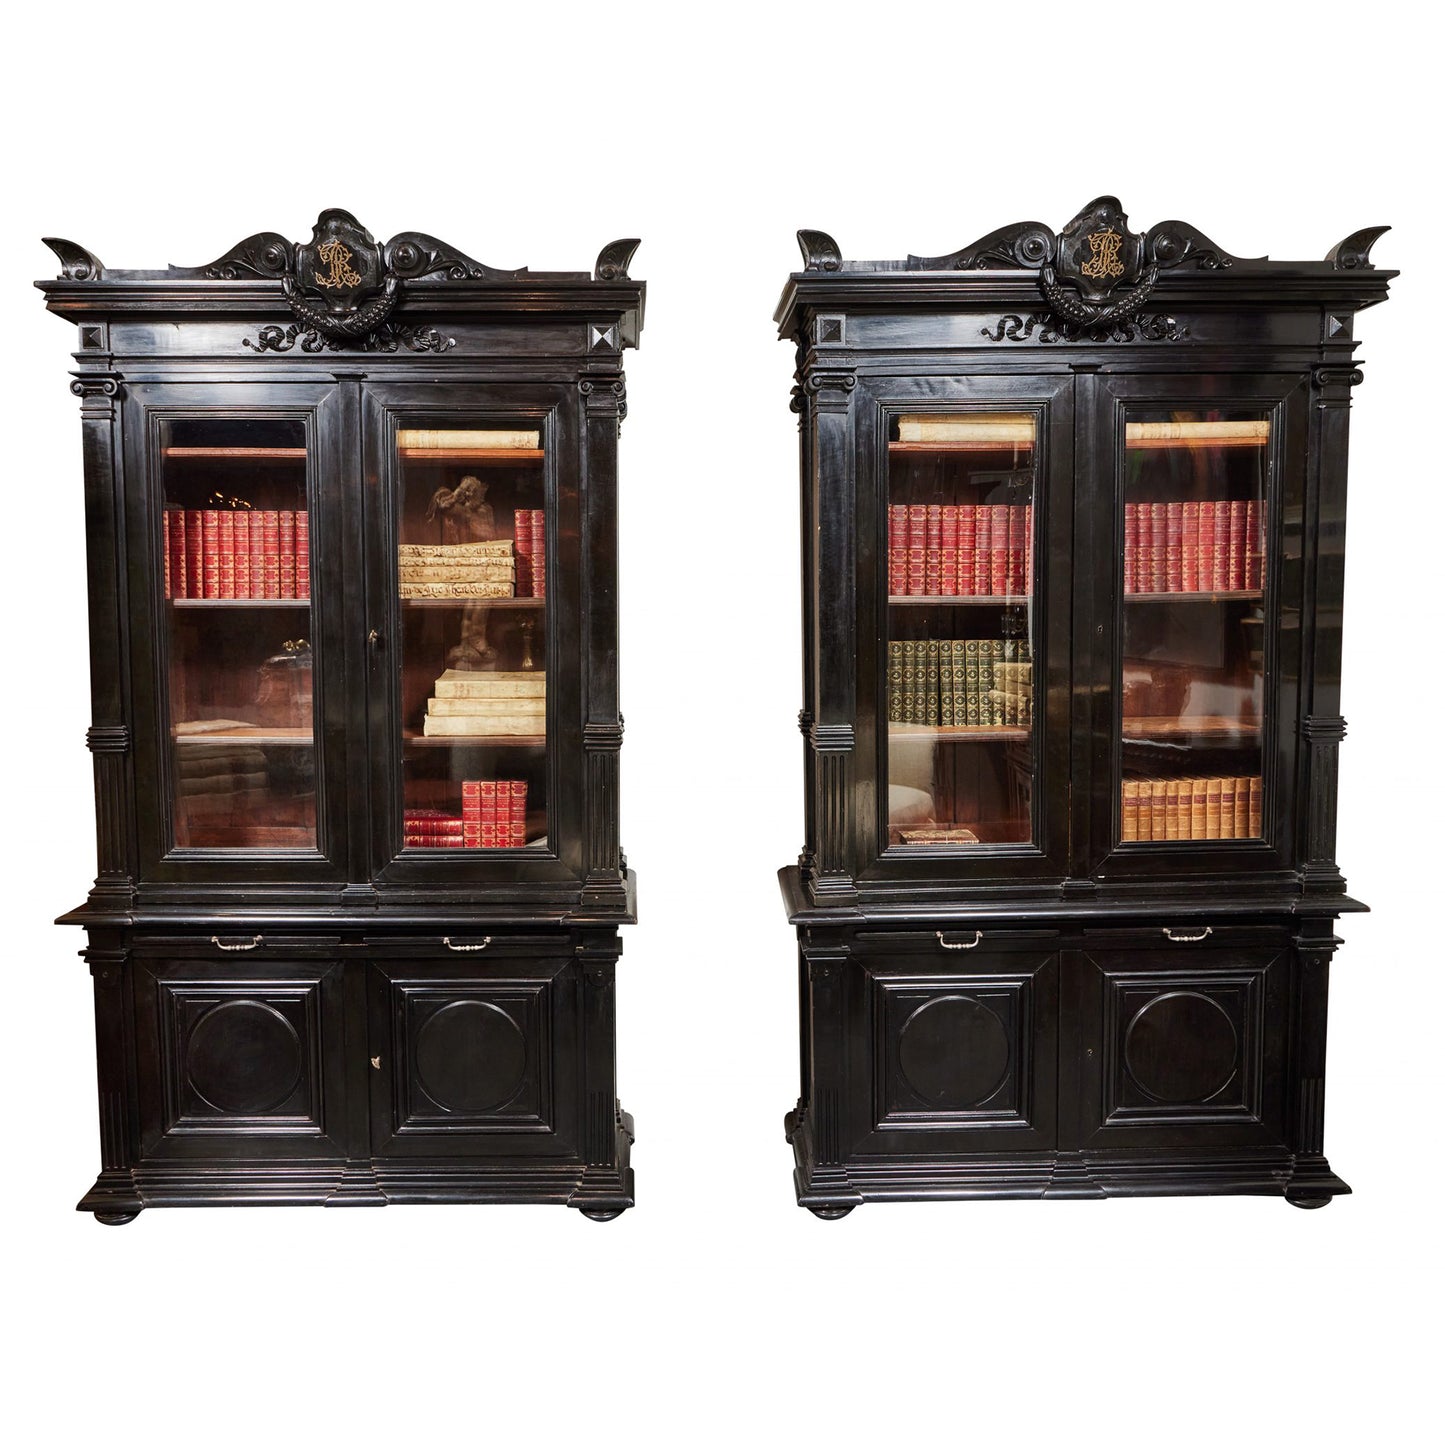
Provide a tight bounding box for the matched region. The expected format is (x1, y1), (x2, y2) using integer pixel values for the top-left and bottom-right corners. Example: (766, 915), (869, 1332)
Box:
(184, 510), (203, 600)
(462, 779), (482, 847)
(202, 509), (221, 599)
(957, 505), (976, 596)
(513, 511), (535, 596)
(940, 551), (958, 597)
(1007, 505), (1026, 595)
(973, 507), (992, 595)
(1211, 498), (1230, 590)
(1123, 503), (1138, 594)
(1246, 499), (1264, 589)
(261, 510), (281, 599)
(278, 510), (297, 600)
(887, 506), (905, 593)
(888, 505), (905, 552)
(162, 510), (173, 599)
(940, 504), (959, 550)
(295, 510), (309, 600)
(217, 509), (236, 600)
(166, 511), (186, 595)
(1148, 502), (1167, 593)
(925, 504), (942, 553)
(1197, 502), (1215, 592)
(1181, 500), (1200, 592)
(530, 512), (546, 599)
(906, 504), (926, 550)
(1227, 500), (1247, 589)
(233, 512), (252, 599)
(249, 512), (265, 602)
(1164, 501), (1184, 593)
(508, 780), (528, 845)
(1024, 503), (1034, 595)
(905, 545), (925, 596)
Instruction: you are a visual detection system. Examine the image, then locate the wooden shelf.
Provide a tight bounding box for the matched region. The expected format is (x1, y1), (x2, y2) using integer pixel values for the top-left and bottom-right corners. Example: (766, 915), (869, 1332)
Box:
(1125, 436), (1267, 451)
(171, 597), (309, 609)
(403, 732), (545, 748)
(1124, 716), (1261, 740)
(398, 448), (544, 463)
(889, 724), (1030, 743)
(1127, 589), (1262, 603)
(889, 595), (1031, 606)
(173, 725), (312, 746)
(400, 596), (543, 609)
(163, 447), (306, 460)
(889, 441), (1033, 455)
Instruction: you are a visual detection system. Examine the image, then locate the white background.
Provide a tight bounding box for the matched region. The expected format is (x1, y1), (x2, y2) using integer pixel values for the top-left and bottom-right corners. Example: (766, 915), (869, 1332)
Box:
(2, 4), (1439, 1440)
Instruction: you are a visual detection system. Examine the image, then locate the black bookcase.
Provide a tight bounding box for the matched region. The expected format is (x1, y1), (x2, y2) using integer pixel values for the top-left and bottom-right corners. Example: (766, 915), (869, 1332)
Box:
(40, 211), (644, 1222)
(776, 199), (1393, 1214)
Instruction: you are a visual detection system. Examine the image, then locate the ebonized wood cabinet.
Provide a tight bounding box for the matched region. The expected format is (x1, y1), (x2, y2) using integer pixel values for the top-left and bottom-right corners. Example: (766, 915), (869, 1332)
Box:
(40, 210), (644, 1223)
(776, 198), (1392, 1215)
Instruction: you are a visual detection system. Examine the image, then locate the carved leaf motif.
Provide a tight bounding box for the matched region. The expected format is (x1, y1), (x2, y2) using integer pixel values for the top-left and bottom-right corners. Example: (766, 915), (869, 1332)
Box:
(199, 232), (292, 280)
(43, 237), (105, 281)
(384, 232), (526, 282)
(594, 238), (641, 281)
(911, 222), (1055, 271)
(1326, 226), (1391, 270)
(796, 230), (842, 272)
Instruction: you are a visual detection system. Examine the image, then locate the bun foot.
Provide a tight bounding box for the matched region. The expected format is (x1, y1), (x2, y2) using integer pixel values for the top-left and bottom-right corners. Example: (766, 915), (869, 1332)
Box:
(579, 1207), (625, 1223)
(94, 1209), (141, 1226)
(1286, 1192), (1333, 1210)
(806, 1204), (855, 1221)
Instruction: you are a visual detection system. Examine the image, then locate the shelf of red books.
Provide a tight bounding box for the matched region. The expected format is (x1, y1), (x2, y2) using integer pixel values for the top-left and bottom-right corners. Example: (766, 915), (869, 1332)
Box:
(401, 740), (548, 850)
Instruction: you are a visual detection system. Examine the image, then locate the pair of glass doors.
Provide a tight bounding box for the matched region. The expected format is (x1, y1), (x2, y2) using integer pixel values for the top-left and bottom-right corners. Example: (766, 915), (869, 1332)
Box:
(869, 370), (1302, 883)
(126, 381), (575, 885)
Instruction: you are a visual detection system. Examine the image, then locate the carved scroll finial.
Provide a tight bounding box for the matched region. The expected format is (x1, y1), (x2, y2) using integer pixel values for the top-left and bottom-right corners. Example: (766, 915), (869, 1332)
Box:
(797, 230), (842, 272)
(1327, 226), (1391, 270)
(43, 237), (105, 281)
(594, 238), (641, 281)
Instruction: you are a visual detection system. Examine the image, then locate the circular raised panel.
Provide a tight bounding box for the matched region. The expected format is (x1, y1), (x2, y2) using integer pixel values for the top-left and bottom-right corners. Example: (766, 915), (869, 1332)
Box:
(1124, 991), (1238, 1104)
(898, 995), (1011, 1109)
(187, 1000), (302, 1115)
(414, 1000), (527, 1114)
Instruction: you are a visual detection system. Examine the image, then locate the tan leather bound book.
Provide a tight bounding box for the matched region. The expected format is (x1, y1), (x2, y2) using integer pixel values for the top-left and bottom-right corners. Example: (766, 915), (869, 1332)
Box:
(1248, 776), (1263, 837)
(1219, 777), (1237, 839)
(1205, 778), (1223, 839)
(1151, 779), (1169, 840)
(1233, 777), (1250, 838)
(1164, 778), (1181, 840)
(1190, 778), (1208, 840)
(433, 670), (545, 699)
(897, 414), (1035, 444)
(1122, 781), (1140, 842)
(398, 540), (514, 560)
(397, 429), (540, 450)
(398, 581), (513, 599)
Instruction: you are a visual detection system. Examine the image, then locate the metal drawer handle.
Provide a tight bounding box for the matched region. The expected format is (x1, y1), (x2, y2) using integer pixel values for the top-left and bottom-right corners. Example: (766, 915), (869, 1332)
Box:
(936, 930), (982, 951)
(212, 934), (262, 952)
(1163, 926), (1213, 943)
(443, 936), (492, 952)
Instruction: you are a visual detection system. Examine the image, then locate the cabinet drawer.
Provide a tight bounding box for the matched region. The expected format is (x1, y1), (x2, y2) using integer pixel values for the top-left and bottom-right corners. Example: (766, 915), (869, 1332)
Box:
(846, 929), (1060, 1154)
(132, 949), (353, 1162)
(367, 947), (580, 1159)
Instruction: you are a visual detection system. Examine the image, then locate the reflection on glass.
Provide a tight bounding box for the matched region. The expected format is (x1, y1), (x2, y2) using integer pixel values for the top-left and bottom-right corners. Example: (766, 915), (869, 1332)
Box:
(162, 418), (316, 848)
(1119, 410), (1269, 843)
(396, 424), (548, 850)
(885, 412), (1036, 846)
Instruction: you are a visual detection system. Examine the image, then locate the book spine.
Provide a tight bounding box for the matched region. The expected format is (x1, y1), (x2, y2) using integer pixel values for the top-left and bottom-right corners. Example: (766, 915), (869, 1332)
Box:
(888, 505), (906, 596)
(278, 510), (296, 599)
(162, 509), (173, 599)
(924, 505), (942, 597)
(1211, 499), (1230, 591)
(1196, 502), (1214, 593)
(509, 780), (528, 847)
(924, 639), (941, 725)
(1148, 502), (1167, 593)
(1248, 776), (1262, 838)
(1219, 777), (1237, 840)
(950, 641), (966, 730)
(1205, 777), (1222, 839)
(1181, 500), (1200, 592)
(1008, 505), (1026, 596)
(295, 510), (310, 600)
(529, 511), (546, 599)
(1123, 503), (1136, 595)
(1190, 778), (1208, 840)
(1227, 500), (1247, 590)
(957, 504), (976, 597)
(973, 507), (991, 596)
(1164, 501), (1183, 593)
(940, 505), (958, 597)
(938, 642), (954, 726)
(964, 640), (980, 725)
(462, 779), (482, 847)
(261, 510), (281, 599)
(899, 641), (917, 724)
(1024, 503), (1034, 595)
(184, 510), (203, 600)
(1153, 779), (1170, 841)
(989, 504), (1009, 597)
(1122, 780), (1139, 842)
(202, 509), (221, 599)
(217, 509), (236, 600)
(1245, 498), (1262, 591)
(887, 641), (904, 724)
(233, 512), (252, 599)
(250, 511), (266, 603)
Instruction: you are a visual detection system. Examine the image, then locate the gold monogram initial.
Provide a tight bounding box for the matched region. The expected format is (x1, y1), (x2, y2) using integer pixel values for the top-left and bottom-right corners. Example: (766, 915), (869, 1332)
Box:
(314, 239), (363, 290)
(1079, 229), (1125, 281)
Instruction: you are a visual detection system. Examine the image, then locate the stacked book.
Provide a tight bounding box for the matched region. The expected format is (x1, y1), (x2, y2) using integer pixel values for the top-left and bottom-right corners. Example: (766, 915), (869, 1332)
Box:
(887, 503), (1032, 597)
(1124, 499), (1265, 594)
(899, 826), (980, 845)
(405, 781), (530, 848)
(421, 669), (546, 737)
(398, 540), (514, 599)
(888, 638), (1033, 728)
(164, 507), (309, 600)
(1122, 776), (1262, 841)
(397, 428), (539, 452)
(898, 415), (1035, 446)
(514, 509), (546, 597)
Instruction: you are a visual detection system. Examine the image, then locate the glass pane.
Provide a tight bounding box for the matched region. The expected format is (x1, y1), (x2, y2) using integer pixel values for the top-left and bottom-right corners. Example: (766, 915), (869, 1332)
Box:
(396, 424), (547, 850)
(162, 418), (316, 849)
(1119, 410), (1270, 844)
(885, 412), (1036, 847)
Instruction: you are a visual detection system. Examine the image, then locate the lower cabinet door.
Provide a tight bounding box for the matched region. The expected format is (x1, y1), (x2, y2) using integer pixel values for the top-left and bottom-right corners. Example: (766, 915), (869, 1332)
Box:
(847, 930), (1060, 1156)
(132, 941), (353, 1163)
(367, 942), (579, 1160)
(1069, 928), (1290, 1152)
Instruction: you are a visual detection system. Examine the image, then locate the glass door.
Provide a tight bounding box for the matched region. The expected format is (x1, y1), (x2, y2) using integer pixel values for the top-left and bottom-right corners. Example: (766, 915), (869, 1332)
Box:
(1091, 375), (1305, 876)
(130, 385), (350, 882)
(364, 384), (581, 884)
(864, 375), (1073, 885)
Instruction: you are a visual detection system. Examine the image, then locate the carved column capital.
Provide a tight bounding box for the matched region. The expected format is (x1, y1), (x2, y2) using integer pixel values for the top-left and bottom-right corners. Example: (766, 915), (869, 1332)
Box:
(86, 725), (131, 753)
(808, 722), (855, 753)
